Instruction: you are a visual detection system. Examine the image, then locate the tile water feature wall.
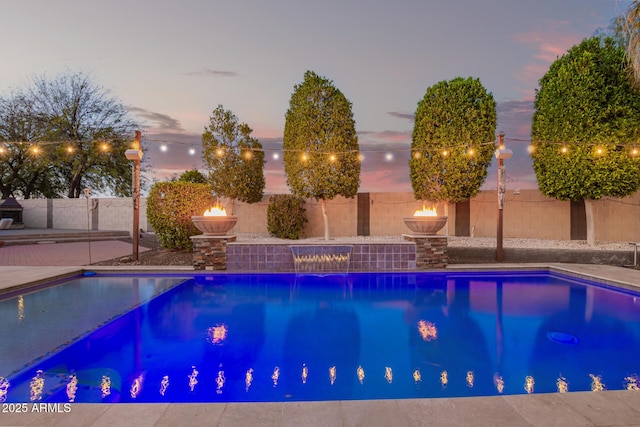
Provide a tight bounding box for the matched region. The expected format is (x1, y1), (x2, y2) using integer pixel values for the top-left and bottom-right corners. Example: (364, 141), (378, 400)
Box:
(225, 241), (426, 272)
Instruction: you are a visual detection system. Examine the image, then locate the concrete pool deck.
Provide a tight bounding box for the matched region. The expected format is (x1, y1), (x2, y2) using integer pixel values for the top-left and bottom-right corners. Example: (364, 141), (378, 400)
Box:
(1, 258), (640, 425)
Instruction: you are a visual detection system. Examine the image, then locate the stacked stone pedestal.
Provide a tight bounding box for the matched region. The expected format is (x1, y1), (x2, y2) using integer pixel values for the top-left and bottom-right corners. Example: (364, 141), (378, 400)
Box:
(403, 234), (447, 269)
(191, 235), (236, 270)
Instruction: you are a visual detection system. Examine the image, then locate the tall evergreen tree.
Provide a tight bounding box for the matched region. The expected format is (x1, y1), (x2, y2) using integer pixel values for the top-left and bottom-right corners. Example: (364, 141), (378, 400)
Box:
(410, 77), (496, 204)
(201, 105), (265, 214)
(531, 36), (640, 245)
(283, 71), (360, 240)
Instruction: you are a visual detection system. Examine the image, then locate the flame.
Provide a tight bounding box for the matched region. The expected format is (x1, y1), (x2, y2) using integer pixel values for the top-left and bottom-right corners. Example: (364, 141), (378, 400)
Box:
(271, 367), (280, 387)
(203, 205), (227, 216)
(417, 320), (437, 341)
(414, 204), (438, 217)
(207, 324), (228, 344)
(302, 364), (309, 384)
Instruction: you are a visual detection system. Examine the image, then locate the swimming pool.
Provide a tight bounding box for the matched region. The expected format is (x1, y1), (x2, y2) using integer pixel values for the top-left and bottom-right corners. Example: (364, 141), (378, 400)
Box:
(2, 270), (640, 403)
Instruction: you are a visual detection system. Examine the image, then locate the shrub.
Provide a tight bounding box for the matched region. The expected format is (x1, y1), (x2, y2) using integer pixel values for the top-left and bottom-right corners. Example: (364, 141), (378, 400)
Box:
(147, 182), (215, 250)
(267, 194), (308, 239)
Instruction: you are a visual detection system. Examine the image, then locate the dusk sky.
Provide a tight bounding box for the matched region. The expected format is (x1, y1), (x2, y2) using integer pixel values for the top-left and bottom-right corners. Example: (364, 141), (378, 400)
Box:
(0, 1), (633, 194)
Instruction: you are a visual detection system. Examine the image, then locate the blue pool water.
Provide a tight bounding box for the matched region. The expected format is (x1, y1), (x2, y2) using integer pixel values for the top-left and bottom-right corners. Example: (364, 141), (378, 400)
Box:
(2, 271), (640, 403)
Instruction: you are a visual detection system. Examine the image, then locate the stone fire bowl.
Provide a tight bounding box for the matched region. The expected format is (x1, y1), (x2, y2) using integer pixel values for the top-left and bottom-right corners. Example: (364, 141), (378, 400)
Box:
(191, 215), (238, 236)
(402, 216), (448, 235)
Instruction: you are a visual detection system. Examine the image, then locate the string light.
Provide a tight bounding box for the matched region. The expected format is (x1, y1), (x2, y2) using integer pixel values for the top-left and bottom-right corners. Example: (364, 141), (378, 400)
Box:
(3, 135), (640, 163)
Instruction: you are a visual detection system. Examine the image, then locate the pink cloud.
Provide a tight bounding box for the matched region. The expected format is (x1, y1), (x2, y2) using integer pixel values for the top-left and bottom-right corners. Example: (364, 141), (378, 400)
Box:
(513, 25), (584, 94)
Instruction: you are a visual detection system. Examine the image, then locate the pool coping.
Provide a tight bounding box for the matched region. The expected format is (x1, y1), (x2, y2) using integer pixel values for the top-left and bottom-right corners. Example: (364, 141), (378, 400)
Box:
(1, 263), (640, 426)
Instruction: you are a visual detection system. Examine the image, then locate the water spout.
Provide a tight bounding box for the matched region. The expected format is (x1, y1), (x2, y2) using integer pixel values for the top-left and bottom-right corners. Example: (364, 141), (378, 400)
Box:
(290, 245), (353, 274)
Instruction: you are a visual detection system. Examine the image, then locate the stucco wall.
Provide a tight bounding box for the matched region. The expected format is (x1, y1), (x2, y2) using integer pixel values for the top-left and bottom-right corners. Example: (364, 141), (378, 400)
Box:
(12, 190), (640, 242)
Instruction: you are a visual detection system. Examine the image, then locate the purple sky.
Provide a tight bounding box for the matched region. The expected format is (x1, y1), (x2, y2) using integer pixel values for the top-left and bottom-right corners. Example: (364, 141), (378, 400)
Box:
(0, 0), (632, 194)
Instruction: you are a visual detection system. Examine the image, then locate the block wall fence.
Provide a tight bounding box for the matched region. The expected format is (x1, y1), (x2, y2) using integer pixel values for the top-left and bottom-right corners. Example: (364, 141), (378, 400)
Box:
(14, 190), (640, 243)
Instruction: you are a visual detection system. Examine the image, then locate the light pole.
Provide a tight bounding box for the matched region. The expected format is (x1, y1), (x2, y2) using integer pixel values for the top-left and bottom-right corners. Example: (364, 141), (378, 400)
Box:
(495, 132), (512, 262)
(125, 131), (143, 261)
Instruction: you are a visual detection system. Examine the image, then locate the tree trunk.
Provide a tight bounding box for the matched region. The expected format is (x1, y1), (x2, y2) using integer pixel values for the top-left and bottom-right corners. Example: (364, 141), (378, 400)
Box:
(443, 202), (449, 236)
(584, 198), (595, 246)
(321, 198), (330, 240)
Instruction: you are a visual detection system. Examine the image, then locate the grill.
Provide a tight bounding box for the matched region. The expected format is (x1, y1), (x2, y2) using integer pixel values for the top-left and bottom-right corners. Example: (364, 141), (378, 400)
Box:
(0, 197), (24, 229)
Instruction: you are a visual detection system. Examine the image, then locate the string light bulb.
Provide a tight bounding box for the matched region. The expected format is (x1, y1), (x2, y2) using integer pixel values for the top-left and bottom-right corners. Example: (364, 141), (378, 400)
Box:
(189, 147), (196, 155)
(272, 152), (280, 160)
(301, 152), (309, 162)
(160, 144), (168, 153)
(595, 147), (604, 156)
(0, 146), (7, 155)
(385, 152), (393, 161)
(441, 149), (449, 157)
(30, 146), (40, 155)
(329, 154), (336, 162)
(631, 147), (639, 157)
(413, 151), (421, 159)
(243, 150), (253, 160)
(560, 146), (568, 154)
(215, 148), (224, 157)
(357, 153), (365, 162)
(527, 144), (535, 154)
(66, 145), (74, 154)
(466, 148), (475, 156)
(100, 143), (109, 152)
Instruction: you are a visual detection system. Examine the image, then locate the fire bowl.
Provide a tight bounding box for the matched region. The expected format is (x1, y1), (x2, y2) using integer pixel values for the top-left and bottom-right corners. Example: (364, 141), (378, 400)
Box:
(402, 216), (448, 235)
(191, 215), (238, 236)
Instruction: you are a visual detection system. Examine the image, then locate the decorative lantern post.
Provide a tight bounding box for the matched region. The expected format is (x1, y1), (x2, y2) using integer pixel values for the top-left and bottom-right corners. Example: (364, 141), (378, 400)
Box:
(495, 132), (512, 262)
(125, 131), (143, 261)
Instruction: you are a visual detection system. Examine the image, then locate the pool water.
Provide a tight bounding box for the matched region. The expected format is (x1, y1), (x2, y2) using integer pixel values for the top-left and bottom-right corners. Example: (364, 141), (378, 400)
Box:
(2, 271), (640, 403)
